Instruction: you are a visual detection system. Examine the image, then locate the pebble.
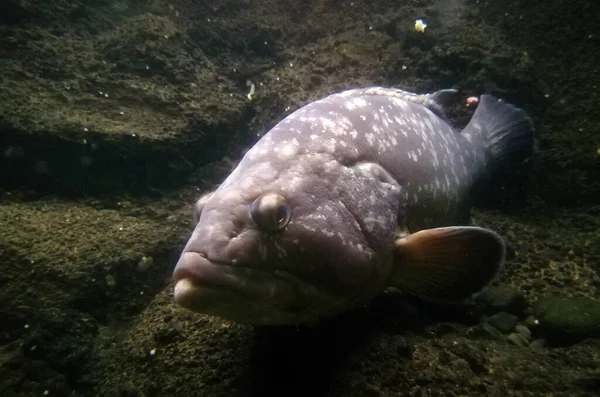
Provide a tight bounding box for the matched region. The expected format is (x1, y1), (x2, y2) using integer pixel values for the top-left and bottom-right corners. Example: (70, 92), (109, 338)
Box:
(524, 315), (540, 328)
(478, 322), (504, 338)
(485, 312), (519, 333)
(515, 324), (532, 341)
(529, 338), (547, 349)
(507, 332), (529, 347)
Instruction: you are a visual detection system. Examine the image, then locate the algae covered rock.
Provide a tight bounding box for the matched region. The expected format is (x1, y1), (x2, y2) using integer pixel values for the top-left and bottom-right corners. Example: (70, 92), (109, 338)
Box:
(473, 286), (528, 316)
(534, 296), (600, 345)
(485, 312), (519, 333)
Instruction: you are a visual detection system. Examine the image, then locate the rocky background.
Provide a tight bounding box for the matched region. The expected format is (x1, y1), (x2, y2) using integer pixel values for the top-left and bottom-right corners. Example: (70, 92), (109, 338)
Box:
(0, 0), (599, 396)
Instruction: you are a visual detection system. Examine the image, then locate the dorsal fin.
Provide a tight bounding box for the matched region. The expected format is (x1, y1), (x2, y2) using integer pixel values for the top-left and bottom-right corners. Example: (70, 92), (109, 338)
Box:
(359, 87), (460, 118)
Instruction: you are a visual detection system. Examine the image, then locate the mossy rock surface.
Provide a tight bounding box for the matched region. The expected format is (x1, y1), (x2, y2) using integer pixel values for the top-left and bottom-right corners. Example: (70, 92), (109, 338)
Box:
(534, 296), (600, 345)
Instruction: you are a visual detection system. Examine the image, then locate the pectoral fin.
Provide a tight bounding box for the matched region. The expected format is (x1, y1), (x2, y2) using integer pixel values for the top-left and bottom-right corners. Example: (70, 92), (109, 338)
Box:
(391, 226), (506, 302)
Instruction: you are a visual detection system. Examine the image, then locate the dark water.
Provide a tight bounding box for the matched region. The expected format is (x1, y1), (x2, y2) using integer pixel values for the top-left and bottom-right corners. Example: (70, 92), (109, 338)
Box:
(0, 1), (599, 396)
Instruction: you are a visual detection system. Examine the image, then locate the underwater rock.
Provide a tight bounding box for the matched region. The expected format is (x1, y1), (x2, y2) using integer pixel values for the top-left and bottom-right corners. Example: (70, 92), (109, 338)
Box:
(474, 287), (528, 316)
(485, 312), (519, 333)
(533, 295), (600, 345)
(515, 324), (532, 342)
(507, 332), (529, 347)
(529, 338), (547, 349)
(0, 340), (24, 368)
(479, 322), (504, 338)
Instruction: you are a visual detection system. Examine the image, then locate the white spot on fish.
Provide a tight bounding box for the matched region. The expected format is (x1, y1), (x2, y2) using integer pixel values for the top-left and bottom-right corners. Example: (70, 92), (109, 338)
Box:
(276, 143), (298, 159)
(351, 97), (368, 108)
(365, 133), (375, 146)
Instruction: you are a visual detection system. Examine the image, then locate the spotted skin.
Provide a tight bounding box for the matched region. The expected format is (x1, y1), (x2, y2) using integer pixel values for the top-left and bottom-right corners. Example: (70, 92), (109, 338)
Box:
(229, 88), (482, 232)
(173, 87), (528, 325)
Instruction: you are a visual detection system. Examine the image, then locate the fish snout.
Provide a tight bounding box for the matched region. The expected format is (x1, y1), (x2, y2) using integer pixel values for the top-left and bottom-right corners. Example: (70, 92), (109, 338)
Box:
(173, 251), (216, 311)
(173, 251), (210, 282)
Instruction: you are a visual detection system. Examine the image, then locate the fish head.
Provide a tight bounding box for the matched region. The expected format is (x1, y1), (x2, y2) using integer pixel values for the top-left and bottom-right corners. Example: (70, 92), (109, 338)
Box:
(173, 151), (404, 325)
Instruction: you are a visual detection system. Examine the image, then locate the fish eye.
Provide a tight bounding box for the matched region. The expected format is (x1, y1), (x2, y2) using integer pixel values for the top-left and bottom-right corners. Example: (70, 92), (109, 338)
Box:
(193, 192), (214, 225)
(250, 193), (291, 232)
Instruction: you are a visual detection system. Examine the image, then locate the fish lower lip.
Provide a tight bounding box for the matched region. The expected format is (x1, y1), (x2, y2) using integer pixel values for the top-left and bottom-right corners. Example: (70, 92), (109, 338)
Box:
(172, 252), (313, 318)
(173, 252), (284, 293)
(172, 252), (252, 310)
(173, 252), (235, 286)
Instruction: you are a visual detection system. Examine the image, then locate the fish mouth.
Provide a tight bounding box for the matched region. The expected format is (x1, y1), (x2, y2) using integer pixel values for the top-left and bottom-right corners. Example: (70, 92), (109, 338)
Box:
(172, 252), (323, 324)
(173, 252), (249, 295)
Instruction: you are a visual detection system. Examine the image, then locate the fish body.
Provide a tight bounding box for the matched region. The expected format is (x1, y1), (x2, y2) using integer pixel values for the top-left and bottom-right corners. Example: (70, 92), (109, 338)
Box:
(173, 87), (533, 325)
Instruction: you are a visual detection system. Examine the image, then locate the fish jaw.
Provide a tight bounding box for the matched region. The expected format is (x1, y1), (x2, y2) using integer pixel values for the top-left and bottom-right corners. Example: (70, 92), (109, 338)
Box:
(173, 251), (341, 325)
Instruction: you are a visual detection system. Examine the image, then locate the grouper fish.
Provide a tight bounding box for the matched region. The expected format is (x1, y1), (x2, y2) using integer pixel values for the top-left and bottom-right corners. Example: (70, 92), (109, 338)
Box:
(173, 87), (533, 325)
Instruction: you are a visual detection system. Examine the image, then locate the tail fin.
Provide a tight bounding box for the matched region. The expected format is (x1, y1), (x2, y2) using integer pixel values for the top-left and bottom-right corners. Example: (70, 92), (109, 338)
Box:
(462, 95), (534, 168)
